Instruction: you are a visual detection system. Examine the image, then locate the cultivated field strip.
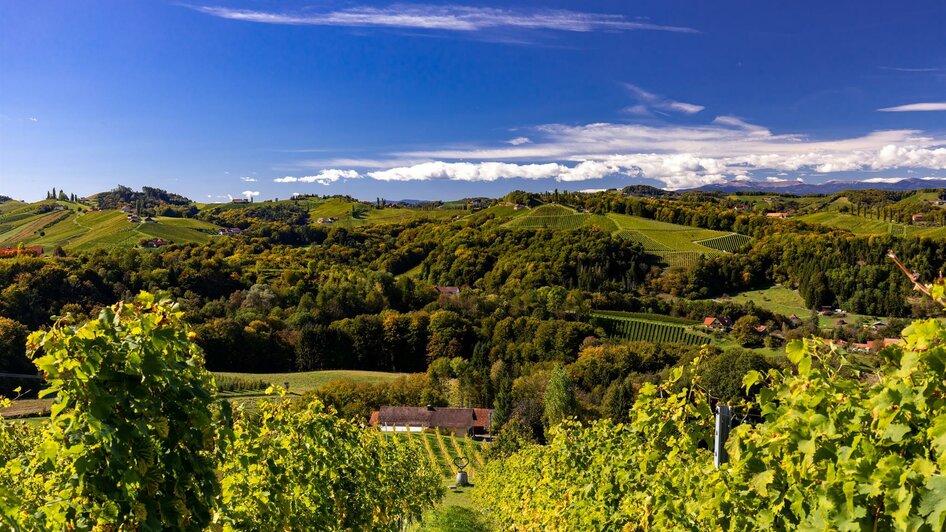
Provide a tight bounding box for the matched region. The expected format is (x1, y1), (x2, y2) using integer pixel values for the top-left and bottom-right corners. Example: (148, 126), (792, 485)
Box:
(615, 229), (669, 251)
(694, 233), (752, 252)
(591, 313), (710, 345)
(397, 432), (485, 480)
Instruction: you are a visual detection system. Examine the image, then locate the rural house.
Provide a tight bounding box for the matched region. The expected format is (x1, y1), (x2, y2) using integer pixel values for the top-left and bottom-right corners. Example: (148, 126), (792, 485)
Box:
(369, 406), (493, 438)
(436, 286), (461, 297)
(702, 317), (730, 330)
(766, 212), (789, 218)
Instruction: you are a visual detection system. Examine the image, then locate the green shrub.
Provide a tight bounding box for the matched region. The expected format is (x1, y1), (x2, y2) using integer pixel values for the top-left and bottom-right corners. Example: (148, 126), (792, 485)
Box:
(697, 348), (774, 401)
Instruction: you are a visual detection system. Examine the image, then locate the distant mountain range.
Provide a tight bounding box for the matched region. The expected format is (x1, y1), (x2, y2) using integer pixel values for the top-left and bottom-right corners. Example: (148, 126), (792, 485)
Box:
(689, 178), (946, 195)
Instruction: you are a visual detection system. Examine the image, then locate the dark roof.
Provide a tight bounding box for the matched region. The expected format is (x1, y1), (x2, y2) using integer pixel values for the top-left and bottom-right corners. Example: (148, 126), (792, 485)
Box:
(472, 408), (492, 429)
(436, 286), (460, 296)
(376, 406), (492, 429)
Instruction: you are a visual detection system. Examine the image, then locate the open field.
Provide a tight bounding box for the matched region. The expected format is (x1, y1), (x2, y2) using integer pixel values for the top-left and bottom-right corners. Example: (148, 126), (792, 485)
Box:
(722, 285), (811, 317)
(715, 284), (875, 328)
(213, 369), (407, 394)
(3, 370), (408, 418)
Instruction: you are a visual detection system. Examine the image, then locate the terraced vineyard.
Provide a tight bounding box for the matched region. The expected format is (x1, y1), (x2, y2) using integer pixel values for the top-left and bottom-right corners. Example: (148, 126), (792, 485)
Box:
(591, 312), (710, 345)
(798, 211), (946, 239)
(504, 204), (589, 229)
(695, 233), (752, 252)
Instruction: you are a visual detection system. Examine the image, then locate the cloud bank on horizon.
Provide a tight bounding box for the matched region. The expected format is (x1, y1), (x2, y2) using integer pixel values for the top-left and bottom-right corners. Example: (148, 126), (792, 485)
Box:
(272, 114), (946, 191)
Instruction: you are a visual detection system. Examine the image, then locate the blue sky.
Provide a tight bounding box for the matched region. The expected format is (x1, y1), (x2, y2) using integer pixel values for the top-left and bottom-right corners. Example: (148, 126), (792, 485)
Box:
(2, 1), (945, 202)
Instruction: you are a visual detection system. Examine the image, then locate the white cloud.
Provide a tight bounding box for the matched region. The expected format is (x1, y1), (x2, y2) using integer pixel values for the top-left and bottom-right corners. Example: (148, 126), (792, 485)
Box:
(507, 136), (531, 145)
(365, 160), (623, 182)
(28, 117), (38, 122)
(241, 190), (260, 197)
(861, 177), (906, 183)
(273, 169), (360, 185)
(878, 102), (946, 112)
(623, 83), (704, 115)
(881, 66), (945, 73)
(188, 5), (696, 34)
(666, 102), (705, 114)
(240, 176), (257, 182)
(354, 117), (946, 189)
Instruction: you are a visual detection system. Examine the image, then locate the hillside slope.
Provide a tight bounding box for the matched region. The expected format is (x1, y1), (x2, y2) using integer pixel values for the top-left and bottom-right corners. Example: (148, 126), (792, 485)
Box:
(0, 200), (220, 250)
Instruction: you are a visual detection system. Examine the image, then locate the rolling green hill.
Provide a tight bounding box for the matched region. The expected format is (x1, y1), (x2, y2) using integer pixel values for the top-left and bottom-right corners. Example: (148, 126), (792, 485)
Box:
(503, 204), (618, 231)
(606, 213), (747, 267)
(0, 200), (221, 250)
(500, 204), (752, 267)
(798, 211), (946, 238)
(311, 197), (466, 228)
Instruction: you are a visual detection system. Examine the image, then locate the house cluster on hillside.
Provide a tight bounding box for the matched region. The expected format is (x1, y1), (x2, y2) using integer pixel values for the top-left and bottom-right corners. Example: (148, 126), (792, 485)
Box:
(317, 217), (337, 224)
(142, 238), (169, 248)
(368, 405), (493, 438)
(217, 227), (242, 236)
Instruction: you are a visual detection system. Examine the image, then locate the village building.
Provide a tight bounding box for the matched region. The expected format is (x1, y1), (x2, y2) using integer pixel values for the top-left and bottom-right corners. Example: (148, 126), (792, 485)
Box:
(231, 198), (249, 204)
(369, 406), (493, 438)
(436, 286), (461, 297)
(766, 212), (789, 219)
(787, 313), (802, 326)
(142, 238), (169, 248)
(217, 227), (242, 236)
(702, 317), (730, 330)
